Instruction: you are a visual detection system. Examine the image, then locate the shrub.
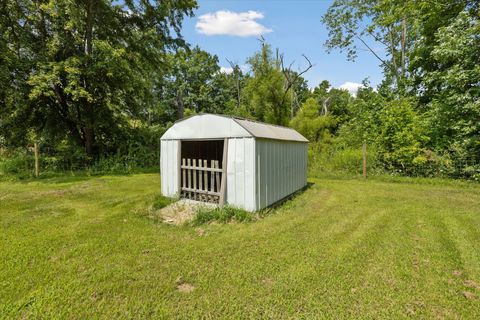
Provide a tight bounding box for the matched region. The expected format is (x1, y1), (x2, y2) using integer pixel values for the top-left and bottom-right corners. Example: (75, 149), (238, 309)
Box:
(308, 142), (382, 177)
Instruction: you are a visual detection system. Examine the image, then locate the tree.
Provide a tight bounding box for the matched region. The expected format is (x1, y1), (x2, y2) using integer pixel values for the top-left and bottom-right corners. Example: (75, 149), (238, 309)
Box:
(376, 99), (427, 169)
(0, 0), (197, 157)
(321, 0), (473, 94)
(290, 97), (336, 142)
(311, 80), (352, 130)
(161, 46), (221, 121)
(336, 84), (385, 146)
(242, 40), (313, 126)
(425, 10), (480, 161)
(243, 42), (292, 125)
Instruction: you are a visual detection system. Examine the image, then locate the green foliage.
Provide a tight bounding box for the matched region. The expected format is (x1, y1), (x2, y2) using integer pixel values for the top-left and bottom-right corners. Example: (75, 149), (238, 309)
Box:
(1, 0), (478, 181)
(290, 98), (336, 142)
(310, 80), (352, 130)
(0, 140), (158, 180)
(243, 43), (292, 125)
(308, 143), (383, 177)
(322, 0), (479, 179)
(376, 98), (427, 169)
(425, 10), (480, 162)
(161, 46), (224, 120)
(336, 85), (386, 146)
(191, 206), (255, 225)
(0, 0), (197, 157)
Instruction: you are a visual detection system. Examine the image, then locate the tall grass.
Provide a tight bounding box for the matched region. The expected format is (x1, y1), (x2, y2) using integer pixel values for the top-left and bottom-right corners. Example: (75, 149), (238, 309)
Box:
(191, 206), (256, 226)
(308, 144), (382, 178)
(308, 143), (480, 181)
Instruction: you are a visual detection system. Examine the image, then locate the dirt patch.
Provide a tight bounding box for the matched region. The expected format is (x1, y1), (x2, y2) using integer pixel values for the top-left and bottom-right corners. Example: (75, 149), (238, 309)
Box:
(177, 283), (195, 293)
(464, 280), (480, 290)
(36, 189), (71, 197)
(157, 200), (217, 225)
(0, 192), (12, 201)
(453, 270), (463, 277)
(462, 291), (476, 300)
(262, 278), (275, 289)
(175, 277), (195, 293)
(196, 228), (206, 236)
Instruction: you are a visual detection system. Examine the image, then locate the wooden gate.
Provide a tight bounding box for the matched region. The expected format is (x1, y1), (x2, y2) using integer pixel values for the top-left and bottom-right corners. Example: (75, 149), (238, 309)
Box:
(180, 158), (224, 203)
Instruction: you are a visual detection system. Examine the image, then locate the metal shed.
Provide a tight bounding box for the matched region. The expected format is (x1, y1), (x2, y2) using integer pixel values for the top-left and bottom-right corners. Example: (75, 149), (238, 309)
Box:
(160, 114), (308, 211)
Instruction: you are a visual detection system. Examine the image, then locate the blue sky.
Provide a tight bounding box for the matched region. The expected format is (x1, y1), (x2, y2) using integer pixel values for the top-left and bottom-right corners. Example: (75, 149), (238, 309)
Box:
(180, 0), (384, 93)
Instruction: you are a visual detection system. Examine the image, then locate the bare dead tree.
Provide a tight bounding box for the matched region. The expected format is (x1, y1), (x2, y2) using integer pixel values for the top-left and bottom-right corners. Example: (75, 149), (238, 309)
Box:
(280, 54), (314, 116)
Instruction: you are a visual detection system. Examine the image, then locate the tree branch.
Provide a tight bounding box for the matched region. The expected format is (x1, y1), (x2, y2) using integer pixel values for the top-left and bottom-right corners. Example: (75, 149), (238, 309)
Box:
(355, 35), (387, 65)
(280, 54), (314, 108)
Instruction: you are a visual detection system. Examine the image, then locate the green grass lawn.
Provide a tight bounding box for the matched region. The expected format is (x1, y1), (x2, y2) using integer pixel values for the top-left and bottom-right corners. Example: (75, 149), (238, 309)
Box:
(1, 173), (480, 318)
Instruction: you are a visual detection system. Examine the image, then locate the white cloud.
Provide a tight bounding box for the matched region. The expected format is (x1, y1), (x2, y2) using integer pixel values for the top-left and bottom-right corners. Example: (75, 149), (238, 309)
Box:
(338, 82), (364, 96)
(220, 66), (234, 74)
(219, 64), (249, 74)
(196, 10), (272, 37)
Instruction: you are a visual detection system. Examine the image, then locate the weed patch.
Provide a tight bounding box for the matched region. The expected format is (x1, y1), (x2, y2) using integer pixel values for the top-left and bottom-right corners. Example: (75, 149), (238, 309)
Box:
(191, 206), (256, 226)
(152, 194), (174, 210)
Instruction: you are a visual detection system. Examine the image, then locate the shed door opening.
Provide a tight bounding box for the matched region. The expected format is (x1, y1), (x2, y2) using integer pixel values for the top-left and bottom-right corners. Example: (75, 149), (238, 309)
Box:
(180, 140), (225, 203)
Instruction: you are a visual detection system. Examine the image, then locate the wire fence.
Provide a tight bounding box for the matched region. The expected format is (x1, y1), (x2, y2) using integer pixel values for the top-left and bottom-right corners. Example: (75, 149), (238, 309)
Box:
(2, 145), (479, 181)
(308, 145), (480, 181)
(0, 146), (159, 178)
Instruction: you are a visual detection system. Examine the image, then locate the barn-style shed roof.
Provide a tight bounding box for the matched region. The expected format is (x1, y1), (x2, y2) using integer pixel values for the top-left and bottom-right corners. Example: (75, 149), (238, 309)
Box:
(161, 114), (308, 142)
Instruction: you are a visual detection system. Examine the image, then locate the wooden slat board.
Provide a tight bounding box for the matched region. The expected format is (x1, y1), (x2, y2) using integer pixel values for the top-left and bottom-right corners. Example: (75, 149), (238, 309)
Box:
(193, 159), (197, 200)
(215, 160), (220, 196)
(180, 165), (223, 173)
(198, 159), (203, 195)
(203, 160), (208, 200)
(187, 159), (191, 198)
(182, 158), (186, 198)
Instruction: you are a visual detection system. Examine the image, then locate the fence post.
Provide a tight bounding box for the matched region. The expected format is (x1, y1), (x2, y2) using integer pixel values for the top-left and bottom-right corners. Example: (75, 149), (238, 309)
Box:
(34, 142), (40, 178)
(362, 142), (367, 179)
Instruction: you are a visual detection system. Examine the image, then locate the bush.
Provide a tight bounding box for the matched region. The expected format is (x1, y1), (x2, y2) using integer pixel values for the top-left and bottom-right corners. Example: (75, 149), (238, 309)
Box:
(308, 142), (383, 177)
(0, 149), (37, 179)
(191, 206), (255, 226)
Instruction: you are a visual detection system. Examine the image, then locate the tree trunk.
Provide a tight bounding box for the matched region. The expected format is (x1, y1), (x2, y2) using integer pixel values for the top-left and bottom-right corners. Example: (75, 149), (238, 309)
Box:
(176, 89), (184, 119)
(401, 17), (406, 78)
(85, 0), (94, 56)
(83, 0), (95, 157)
(236, 78), (241, 109)
(84, 126), (95, 157)
(53, 84), (84, 147)
(34, 142), (39, 178)
(388, 27), (399, 87)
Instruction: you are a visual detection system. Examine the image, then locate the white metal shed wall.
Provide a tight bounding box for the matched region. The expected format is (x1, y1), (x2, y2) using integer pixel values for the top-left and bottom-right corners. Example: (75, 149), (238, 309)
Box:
(255, 139), (308, 210)
(160, 139), (179, 197)
(226, 138), (256, 211)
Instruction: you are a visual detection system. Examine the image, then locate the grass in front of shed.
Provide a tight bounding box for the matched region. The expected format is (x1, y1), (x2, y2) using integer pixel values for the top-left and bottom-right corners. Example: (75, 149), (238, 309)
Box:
(191, 205), (255, 225)
(1, 173), (480, 318)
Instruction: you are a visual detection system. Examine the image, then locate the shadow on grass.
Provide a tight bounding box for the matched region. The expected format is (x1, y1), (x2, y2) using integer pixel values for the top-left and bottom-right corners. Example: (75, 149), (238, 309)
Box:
(261, 182), (315, 213)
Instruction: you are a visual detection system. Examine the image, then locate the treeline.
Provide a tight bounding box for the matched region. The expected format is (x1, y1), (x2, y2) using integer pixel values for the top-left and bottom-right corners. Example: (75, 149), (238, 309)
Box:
(0, 0), (479, 180)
